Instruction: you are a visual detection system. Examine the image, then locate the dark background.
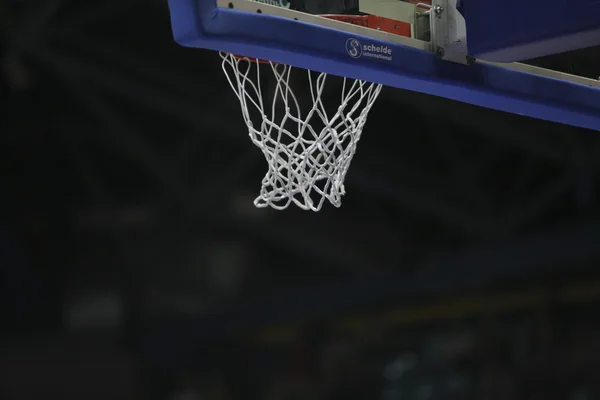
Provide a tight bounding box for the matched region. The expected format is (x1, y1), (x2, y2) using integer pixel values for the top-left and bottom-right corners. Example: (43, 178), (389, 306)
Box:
(2, 0), (600, 399)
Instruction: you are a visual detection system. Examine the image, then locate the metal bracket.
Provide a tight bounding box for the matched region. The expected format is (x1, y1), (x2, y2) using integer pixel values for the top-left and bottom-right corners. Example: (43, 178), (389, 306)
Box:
(414, 7), (431, 41)
(430, 0), (471, 65)
(359, 0), (418, 25)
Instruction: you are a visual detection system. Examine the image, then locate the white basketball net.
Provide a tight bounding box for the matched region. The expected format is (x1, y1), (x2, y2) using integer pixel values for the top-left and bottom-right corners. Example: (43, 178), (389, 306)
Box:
(221, 52), (382, 211)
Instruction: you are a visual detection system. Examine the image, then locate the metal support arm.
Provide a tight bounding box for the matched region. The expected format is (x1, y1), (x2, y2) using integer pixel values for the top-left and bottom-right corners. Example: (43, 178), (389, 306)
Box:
(430, 0), (470, 64)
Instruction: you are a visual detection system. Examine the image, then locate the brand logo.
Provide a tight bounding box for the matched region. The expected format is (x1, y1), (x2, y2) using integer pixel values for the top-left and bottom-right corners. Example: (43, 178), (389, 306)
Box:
(346, 38), (362, 58)
(345, 38), (393, 61)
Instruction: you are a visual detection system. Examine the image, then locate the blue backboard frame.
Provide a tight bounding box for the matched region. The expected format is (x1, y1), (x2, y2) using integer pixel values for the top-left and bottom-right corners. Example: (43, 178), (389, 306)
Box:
(460, 0), (600, 62)
(168, 0), (600, 131)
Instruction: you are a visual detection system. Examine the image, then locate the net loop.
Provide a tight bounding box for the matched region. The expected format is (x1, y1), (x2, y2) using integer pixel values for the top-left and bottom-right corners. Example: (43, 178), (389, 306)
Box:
(221, 52), (382, 211)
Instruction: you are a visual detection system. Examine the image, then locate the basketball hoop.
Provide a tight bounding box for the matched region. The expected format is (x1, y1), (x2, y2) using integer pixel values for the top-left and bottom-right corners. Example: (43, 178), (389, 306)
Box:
(221, 53), (381, 211)
(169, 0), (600, 201)
(221, 15), (389, 211)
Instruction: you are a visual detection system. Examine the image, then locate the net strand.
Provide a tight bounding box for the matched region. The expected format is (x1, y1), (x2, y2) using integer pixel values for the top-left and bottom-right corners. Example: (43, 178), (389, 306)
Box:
(221, 52), (382, 211)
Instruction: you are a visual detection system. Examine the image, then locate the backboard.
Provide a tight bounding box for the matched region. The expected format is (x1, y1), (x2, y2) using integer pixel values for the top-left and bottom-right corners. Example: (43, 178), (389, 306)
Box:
(168, 0), (600, 131)
(461, 0), (600, 62)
